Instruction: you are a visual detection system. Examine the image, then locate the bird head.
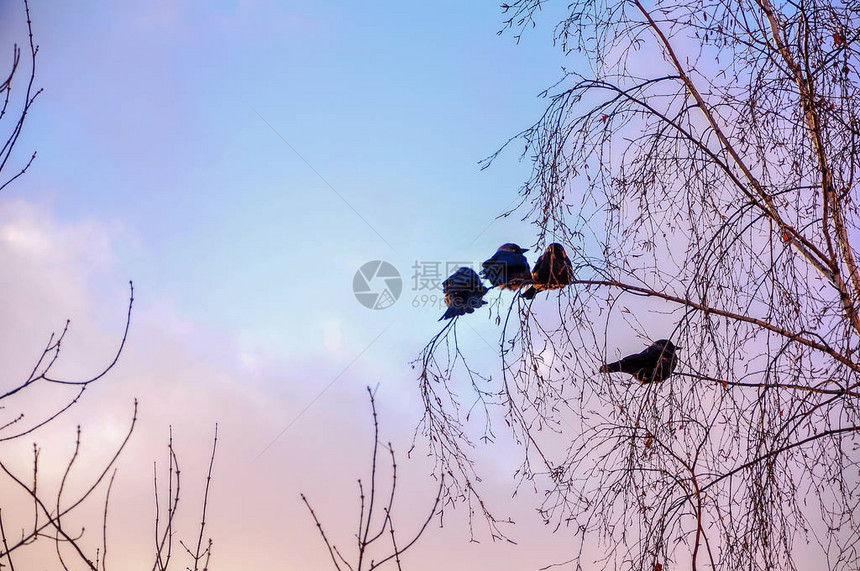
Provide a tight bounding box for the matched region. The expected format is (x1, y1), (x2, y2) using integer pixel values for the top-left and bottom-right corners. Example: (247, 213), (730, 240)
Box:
(444, 266), (480, 287)
(546, 243), (569, 259)
(654, 339), (679, 353)
(498, 243), (529, 255)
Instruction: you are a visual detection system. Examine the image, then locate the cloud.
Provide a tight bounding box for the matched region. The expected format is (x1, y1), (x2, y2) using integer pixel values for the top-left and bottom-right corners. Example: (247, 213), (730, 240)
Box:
(0, 199), (581, 570)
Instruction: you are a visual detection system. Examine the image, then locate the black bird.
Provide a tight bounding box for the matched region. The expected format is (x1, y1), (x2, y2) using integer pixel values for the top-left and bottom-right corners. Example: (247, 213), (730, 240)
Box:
(599, 339), (680, 383)
(439, 267), (489, 320)
(480, 243), (531, 290)
(522, 243), (573, 300)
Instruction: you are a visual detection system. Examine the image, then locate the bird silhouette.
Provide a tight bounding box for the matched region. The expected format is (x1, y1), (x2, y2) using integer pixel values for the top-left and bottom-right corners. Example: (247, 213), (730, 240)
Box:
(599, 339), (680, 383)
(480, 243), (531, 289)
(522, 243), (573, 299)
(439, 267), (489, 320)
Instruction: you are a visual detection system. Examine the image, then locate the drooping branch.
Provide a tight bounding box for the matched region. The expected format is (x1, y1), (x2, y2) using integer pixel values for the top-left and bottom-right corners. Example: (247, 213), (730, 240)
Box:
(415, 0), (860, 568)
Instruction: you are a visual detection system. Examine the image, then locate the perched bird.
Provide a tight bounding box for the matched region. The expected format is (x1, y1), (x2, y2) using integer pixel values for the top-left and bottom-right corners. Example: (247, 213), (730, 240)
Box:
(439, 267), (489, 320)
(522, 243), (574, 300)
(481, 243), (531, 289)
(599, 339), (680, 383)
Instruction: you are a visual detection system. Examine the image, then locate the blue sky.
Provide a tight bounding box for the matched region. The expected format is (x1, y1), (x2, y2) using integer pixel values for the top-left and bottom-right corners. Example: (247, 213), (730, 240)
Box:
(0, 1), (596, 568)
(12, 1), (574, 354)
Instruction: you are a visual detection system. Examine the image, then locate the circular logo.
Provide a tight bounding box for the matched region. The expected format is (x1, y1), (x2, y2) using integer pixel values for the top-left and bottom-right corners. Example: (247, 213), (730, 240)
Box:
(353, 261), (402, 310)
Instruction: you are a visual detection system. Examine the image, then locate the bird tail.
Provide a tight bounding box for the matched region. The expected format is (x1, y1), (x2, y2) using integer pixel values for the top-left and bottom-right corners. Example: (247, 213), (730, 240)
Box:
(599, 361), (621, 373)
(521, 286), (537, 300)
(439, 307), (462, 321)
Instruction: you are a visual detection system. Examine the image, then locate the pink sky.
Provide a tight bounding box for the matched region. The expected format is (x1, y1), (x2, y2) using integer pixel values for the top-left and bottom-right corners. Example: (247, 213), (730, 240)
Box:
(0, 201), (585, 569)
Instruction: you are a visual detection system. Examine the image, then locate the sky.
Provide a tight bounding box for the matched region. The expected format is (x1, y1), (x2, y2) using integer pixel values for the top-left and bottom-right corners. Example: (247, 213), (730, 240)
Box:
(0, 1), (609, 569)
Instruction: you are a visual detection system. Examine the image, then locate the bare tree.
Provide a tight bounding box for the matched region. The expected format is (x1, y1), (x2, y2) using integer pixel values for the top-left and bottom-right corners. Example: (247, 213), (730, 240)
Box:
(152, 425), (218, 571)
(0, 400), (136, 571)
(0, 3), (218, 569)
(304, 387), (443, 571)
(418, 0), (860, 569)
(0, 0), (39, 193)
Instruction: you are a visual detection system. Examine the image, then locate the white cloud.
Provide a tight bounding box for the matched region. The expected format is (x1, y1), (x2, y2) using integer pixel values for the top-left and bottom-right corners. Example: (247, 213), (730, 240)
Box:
(0, 199), (579, 570)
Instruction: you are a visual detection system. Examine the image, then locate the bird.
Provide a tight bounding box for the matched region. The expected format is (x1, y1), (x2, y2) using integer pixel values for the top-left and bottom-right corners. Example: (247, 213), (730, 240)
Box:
(439, 267), (490, 320)
(599, 339), (680, 383)
(480, 243), (531, 290)
(522, 243), (574, 299)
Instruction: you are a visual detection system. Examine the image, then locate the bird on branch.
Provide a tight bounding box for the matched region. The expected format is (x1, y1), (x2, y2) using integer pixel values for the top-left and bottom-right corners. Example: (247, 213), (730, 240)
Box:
(480, 243), (531, 290)
(599, 339), (680, 383)
(439, 267), (489, 320)
(522, 243), (573, 299)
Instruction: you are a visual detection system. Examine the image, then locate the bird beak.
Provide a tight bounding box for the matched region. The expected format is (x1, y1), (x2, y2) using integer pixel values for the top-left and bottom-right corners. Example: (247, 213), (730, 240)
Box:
(521, 248), (529, 253)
